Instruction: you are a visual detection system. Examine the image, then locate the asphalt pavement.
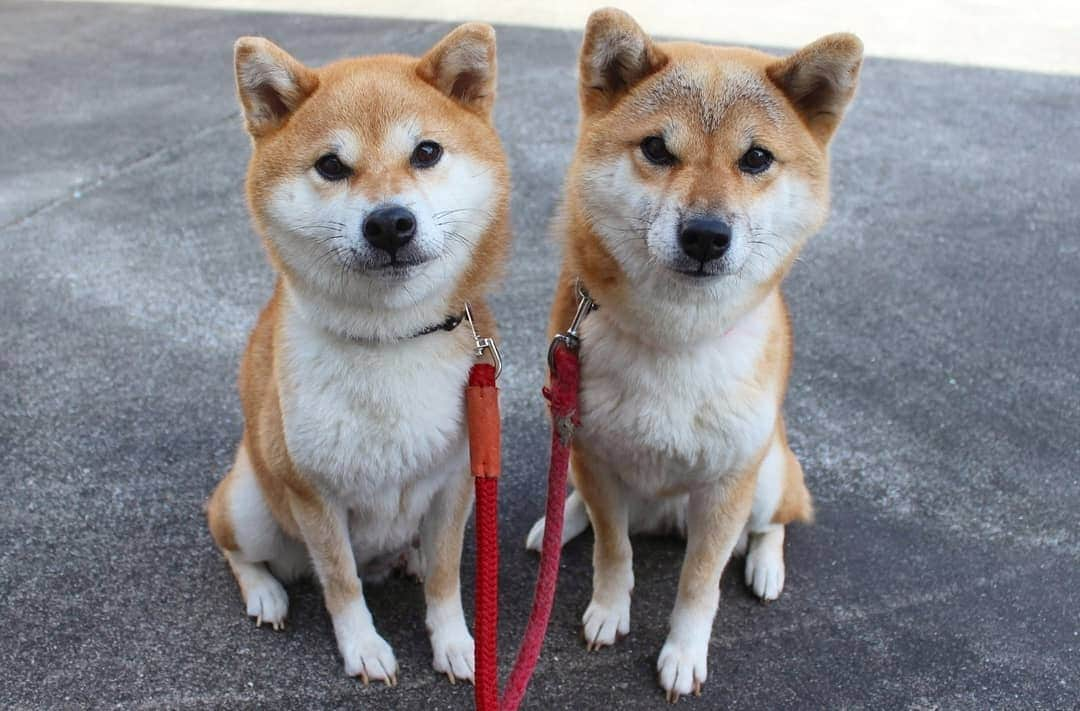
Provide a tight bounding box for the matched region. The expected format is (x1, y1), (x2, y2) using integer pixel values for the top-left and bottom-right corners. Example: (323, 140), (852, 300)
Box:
(1, 2), (1078, 709)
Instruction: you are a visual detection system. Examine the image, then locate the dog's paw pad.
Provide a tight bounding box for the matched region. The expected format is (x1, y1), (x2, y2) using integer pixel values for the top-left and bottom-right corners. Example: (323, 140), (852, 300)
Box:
(657, 638), (707, 702)
(745, 543), (785, 601)
(525, 516), (545, 552)
(431, 627), (475, 684)
(582, 597), (630, 650)
(244, 576), (289, 630)
(342, 633), (398, 686)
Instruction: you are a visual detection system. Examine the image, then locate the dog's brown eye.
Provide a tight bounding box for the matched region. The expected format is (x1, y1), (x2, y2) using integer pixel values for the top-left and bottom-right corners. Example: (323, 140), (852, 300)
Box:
(315, 154), (351, 181)
(641, 136), (676, 166)
(739, 146), (774, 174)
(411, 140), (443, 168)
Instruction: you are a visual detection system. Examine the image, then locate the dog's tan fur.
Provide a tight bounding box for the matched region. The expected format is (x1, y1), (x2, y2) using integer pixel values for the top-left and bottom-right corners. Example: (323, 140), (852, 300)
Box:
(528, 9), (861, 701)
(207, 25), (509, 686)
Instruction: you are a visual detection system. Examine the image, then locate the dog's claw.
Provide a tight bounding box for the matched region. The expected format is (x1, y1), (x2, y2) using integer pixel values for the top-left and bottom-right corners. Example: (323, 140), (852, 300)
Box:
(255, 615), (262, 628)
(447, 670), (457, 685)
(360, 672), (369, 687)
(693, 681), (702, 696)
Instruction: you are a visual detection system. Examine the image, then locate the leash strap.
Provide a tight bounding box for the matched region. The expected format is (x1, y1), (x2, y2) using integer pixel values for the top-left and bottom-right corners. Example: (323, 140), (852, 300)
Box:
(467, 363), (500, 711)
(469, 286), (590, 711)
(498, 343), (580, 711)
(468, 341), (582, 711)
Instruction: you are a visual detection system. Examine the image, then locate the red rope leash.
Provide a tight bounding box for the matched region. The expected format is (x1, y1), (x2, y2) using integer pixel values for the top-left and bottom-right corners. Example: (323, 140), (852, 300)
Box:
(467, 342), (581, 711)
(474, 474), (499, 706)
(467, 364), (500, 710)
(500, 344), (579, 710)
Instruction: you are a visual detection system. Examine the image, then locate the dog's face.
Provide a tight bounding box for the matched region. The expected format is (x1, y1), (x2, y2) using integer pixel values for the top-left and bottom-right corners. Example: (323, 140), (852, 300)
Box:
(235, 26), (507, 311)
(570, 9), (861, 303)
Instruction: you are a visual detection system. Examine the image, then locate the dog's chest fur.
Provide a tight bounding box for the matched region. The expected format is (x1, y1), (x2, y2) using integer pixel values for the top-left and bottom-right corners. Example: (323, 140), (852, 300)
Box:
(278, 310), (472, 562)
(578, 301), (777, 495)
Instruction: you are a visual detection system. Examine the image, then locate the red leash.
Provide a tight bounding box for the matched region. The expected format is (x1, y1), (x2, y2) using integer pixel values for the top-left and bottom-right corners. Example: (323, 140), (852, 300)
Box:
(500, 343), (580, 710)
(467, 363), (502, 710)
(465, 290), (592, 711)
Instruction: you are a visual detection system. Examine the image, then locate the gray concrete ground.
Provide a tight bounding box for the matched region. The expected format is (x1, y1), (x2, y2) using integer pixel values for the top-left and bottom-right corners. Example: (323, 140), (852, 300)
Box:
(2, 2), (1078, 709)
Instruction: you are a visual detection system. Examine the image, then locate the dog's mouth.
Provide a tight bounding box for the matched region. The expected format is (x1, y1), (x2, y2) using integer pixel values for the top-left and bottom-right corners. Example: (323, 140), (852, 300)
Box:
(674, 266), (718, 279)
(374, 256), (430, 271)
(350, 252), (434, 278)
(669, 262), (729, 282)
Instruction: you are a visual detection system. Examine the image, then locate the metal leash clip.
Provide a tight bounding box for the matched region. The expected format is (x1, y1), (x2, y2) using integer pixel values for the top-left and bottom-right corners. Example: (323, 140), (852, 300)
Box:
(464, 302), (503, 380)
(547, 280), (596, 372)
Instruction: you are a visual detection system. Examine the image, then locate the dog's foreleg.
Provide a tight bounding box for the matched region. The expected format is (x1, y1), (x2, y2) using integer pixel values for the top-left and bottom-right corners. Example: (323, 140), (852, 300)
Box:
(657, 469), (756, 701)
(288, 489), (398, 685)
(421, 468), (476, 684)
(573, 454), (634, 650)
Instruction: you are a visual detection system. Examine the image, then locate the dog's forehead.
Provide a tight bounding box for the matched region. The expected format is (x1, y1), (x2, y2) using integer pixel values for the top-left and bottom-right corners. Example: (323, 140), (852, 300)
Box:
(632, 63), (784, 131)
(306, 74), (434, 152)
(322, 73), (417, 121)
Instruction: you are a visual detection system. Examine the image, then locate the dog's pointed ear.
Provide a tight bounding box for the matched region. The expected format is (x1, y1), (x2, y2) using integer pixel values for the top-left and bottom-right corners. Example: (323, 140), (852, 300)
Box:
(579, 8), (667, 114)
(767, 33), (863, 144)
(234, 37), (319, 137)
(416, 23), (498, 118)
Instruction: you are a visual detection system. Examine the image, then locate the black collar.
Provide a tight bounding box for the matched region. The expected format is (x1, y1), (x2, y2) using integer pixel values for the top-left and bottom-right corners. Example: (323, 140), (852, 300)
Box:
(410, 312), (466, 339)
(340, 312), (465, 345)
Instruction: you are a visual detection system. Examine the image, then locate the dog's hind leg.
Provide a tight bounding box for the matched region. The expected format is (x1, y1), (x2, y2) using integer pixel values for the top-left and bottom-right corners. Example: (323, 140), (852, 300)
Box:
(743, 425), (812, 601)
(207, 443), (304, 629)
(525, 488), (591, 552)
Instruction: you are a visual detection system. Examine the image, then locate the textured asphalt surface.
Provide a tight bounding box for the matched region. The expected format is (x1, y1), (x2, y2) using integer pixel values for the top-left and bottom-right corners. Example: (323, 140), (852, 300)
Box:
(2, 2), (1079, 709)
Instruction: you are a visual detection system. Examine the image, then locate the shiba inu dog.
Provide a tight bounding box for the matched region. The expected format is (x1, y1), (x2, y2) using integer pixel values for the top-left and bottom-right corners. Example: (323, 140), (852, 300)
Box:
(526, 8), (862, 701)
(206, 25), (510, 686)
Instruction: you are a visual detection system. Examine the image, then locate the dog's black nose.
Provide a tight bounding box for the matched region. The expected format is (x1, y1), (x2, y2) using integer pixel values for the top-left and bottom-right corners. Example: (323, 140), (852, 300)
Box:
(679, 217), (732, 263)
(363, 206), (416, 254)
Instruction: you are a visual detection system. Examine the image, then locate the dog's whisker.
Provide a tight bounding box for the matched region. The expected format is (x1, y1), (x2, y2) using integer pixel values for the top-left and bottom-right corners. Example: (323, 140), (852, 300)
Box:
(433, 207), (492, 217)
(437, 219), (483, 231)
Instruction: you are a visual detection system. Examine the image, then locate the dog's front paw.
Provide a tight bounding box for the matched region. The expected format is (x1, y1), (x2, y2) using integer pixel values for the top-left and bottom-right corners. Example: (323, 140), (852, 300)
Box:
(582, 596), (630, 650)
(657, 635), (708, 702)
(431, 622), (475, 684)
(339, 631), (398, 686)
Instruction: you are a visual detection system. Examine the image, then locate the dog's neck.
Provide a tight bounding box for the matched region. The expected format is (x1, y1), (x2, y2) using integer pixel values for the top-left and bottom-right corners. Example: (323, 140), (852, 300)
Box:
(283, 276), (463, 346)
(582, 277), (776, 351)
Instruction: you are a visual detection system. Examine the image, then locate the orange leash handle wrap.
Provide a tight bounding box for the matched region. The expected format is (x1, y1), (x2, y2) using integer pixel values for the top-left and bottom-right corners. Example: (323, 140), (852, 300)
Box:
(467, 365), (501, 479)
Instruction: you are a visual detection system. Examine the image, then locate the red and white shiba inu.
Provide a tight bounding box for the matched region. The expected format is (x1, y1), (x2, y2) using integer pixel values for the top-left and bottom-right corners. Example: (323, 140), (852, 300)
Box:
(206, 25), (510, 686)
(526, 8), (863, 701)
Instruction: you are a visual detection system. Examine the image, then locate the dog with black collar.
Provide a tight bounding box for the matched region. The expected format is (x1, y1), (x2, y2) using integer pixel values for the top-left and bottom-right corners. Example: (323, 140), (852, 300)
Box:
(205, 25), (510, 686)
